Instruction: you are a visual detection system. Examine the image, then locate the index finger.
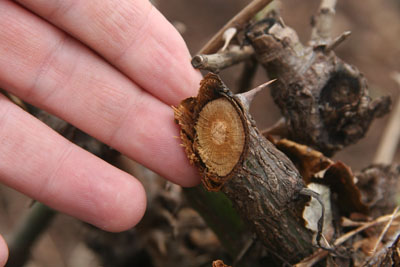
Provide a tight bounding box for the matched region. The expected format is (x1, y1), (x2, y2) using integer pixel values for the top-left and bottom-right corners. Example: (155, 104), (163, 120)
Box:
(17, 0), (201, 105)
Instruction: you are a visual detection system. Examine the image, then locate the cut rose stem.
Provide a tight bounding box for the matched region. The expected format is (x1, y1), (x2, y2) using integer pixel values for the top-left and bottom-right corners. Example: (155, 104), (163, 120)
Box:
(175, 73), (314, 264)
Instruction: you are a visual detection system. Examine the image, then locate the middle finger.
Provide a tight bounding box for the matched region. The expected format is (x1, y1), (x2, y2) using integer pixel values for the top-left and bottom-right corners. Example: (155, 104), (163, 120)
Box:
(17, 0), (201, 105)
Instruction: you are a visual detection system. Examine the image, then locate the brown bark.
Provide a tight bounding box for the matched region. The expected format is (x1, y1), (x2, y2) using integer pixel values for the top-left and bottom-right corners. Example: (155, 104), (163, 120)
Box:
(174, 73), (314, 264)
(246, 19), (391, 156)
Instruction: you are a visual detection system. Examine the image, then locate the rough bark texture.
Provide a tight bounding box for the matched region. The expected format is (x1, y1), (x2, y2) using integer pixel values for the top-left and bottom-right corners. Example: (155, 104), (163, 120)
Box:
(246, 19), (391, 156)
(174, 73), (314, 264)
(220, 110), (314, 264)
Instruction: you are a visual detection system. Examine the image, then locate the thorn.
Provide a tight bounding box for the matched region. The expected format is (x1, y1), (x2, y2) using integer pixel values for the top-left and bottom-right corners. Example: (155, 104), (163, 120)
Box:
(220, 27), (237, 52)
(278, 16), (286, 28)
(236, 79), (276, 110)
(326, 31), (351, 52)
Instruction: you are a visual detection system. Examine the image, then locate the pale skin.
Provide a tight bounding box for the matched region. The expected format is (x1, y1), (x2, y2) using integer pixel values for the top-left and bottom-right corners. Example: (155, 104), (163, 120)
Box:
(0, 0), (202, 263)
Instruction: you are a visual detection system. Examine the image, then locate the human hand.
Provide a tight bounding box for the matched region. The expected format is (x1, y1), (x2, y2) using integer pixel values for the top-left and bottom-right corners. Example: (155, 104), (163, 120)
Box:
(0, 0), (202, 263)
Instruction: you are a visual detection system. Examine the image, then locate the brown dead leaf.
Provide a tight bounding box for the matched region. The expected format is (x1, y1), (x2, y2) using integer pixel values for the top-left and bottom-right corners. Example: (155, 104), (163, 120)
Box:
(212, 259), (232, 267)
(274, 139), (333, 183)
(323, 162), (369, 216)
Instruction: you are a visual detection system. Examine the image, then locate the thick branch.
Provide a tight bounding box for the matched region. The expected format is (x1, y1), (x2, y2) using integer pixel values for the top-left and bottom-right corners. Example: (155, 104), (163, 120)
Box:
(175, 74), (314, 264)
(246, 18), (391, 156)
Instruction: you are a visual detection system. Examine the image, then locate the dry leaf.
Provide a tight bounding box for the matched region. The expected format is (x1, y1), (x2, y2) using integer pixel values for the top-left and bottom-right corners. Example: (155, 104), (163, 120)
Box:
(212, 259), (232, 267)
(323, 162), (368, 216)
(274, 138), (333, 183)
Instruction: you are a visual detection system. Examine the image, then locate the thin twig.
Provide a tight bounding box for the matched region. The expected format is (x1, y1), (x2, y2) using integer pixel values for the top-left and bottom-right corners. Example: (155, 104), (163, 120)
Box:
(366, 206), (400, 263)
(199, 0), (273, 54)
(325, 31), (351, 52)
(192, 45), (254, 72)
(373, 72), (400, 164)
(342, 216), (399, 228)
(341, 216), (365, 227)
(336, 212), (400, 246)
(295, 210), (400, 266)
